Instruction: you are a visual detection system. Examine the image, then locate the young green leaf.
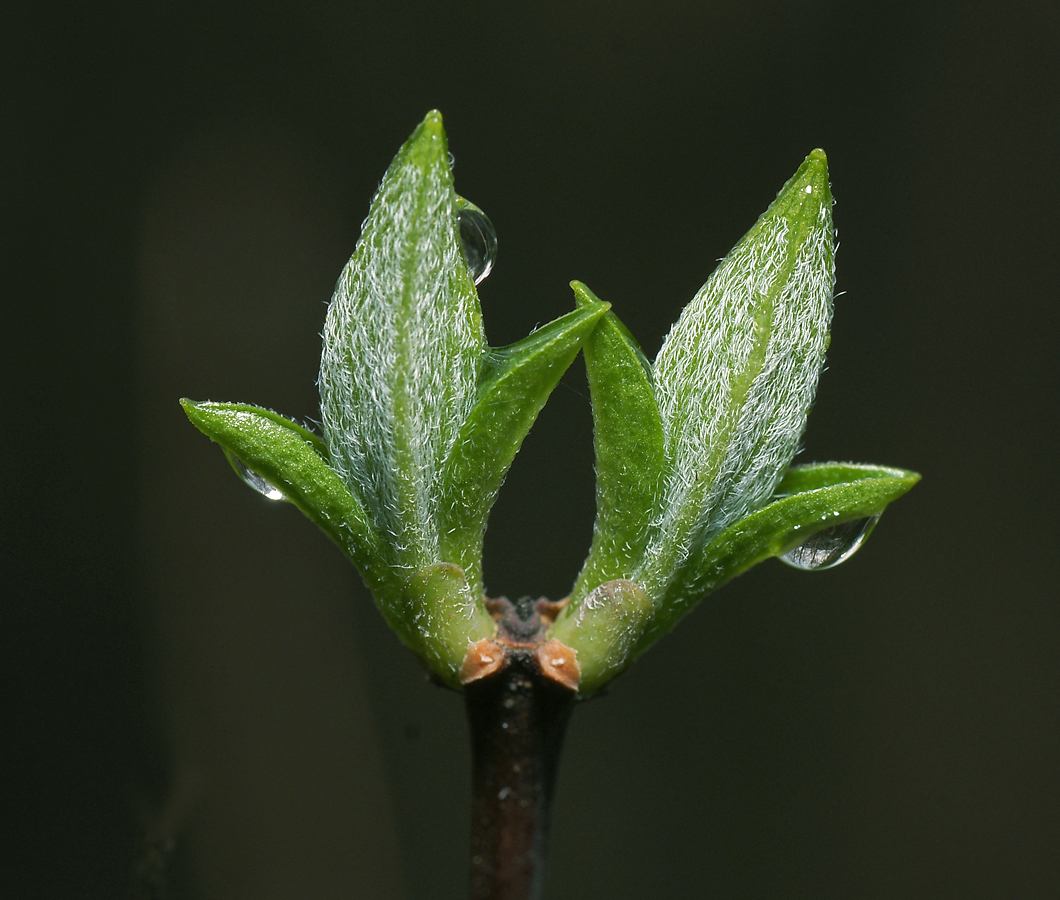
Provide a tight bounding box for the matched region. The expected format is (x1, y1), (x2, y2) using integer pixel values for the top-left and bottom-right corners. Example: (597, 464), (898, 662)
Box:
(437, 301), (610, 595)
(771, 461), (906, 495)
(636, 150), (836, 601)
(567, 283), (667, 608)
(180, 400), (398, 600)
(318, 110), (483, 577)
(637, 463), (921, 649)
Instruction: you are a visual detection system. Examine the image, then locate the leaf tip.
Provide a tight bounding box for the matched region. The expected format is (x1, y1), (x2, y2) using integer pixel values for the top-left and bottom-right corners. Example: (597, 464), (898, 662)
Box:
(180, 398), (207, 428)
(784, 148), (832, 210)
(569, 281), (611, 317)
(407, 109), (449, 169)
(569, 280), (596, 306)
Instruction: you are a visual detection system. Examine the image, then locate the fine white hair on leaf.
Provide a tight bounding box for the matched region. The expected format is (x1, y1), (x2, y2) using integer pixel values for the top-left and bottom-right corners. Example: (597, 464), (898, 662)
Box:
(317, 114), (483, 575)
(708, 200), (834, 535)
(636, 154), (835, 600)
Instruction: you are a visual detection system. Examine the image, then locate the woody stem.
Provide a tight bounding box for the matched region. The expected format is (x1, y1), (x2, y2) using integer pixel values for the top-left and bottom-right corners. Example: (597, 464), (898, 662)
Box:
(464, 649), (575, 900)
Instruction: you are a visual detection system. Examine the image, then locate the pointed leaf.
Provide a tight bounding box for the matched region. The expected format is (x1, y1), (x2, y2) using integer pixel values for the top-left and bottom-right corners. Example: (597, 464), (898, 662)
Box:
(180, 400), (398, 600)
(318, 110), (484, 575)
(568, 283), (667, 607)
(636, 463), (920, 649)
(638, 151), (836, 600)
(437, 301), (610, 594)
(772, 461), (908, 495)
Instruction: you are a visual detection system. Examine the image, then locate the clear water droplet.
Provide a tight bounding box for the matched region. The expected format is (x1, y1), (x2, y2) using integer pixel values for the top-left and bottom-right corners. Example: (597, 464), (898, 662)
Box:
(228, 453), (286, 501)
(780, 515), (880, 571)
(456, 197), (497, 284)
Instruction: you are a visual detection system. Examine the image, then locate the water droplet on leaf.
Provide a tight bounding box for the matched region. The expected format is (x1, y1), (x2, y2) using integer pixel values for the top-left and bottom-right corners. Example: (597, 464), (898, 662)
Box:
(456, 197), (497, 284)
(228, 454), (286, 501)
(780, 515), (880, 571)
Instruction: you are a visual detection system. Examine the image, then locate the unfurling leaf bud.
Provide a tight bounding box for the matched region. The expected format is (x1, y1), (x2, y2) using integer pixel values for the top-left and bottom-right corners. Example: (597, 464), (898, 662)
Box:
(186, 112), (608, 688)
(640, 150), (836, 601)
(318, 111), (483, 579)
(558, 151), (914, 677)
(184, 118), (917, 698)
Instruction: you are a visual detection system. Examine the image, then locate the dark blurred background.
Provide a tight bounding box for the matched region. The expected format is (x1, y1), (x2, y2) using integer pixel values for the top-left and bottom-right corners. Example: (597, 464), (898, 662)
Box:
(4, 1), (1058, 897)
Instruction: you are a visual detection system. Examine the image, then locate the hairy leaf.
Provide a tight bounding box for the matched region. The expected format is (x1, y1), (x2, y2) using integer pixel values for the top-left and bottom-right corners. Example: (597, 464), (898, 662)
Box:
(437, 301), (610, 595)
(318, 110), (483, 576)
(637, 150), (836, 601)
(568, 283), (667, 607)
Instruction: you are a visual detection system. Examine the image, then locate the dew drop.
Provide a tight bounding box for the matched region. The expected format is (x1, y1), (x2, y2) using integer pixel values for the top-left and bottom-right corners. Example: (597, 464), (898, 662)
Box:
(228, 453), (287, 501)
(456, 197), (497, 284)
(779, 515), (880, 571)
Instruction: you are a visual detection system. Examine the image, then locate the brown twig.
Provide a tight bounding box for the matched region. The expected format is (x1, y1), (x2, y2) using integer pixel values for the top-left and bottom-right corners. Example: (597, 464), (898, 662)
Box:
(463, 597), (579, 900)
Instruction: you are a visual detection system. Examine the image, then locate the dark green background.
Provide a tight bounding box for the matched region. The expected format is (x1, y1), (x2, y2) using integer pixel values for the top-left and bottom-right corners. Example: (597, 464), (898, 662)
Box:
(5, 2), (1058, 897)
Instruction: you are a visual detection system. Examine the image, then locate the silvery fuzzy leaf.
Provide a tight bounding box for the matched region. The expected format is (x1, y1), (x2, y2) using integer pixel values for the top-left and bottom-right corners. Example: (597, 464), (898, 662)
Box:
(636, 150), (835, 600)
(318, 111), (484, 577)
